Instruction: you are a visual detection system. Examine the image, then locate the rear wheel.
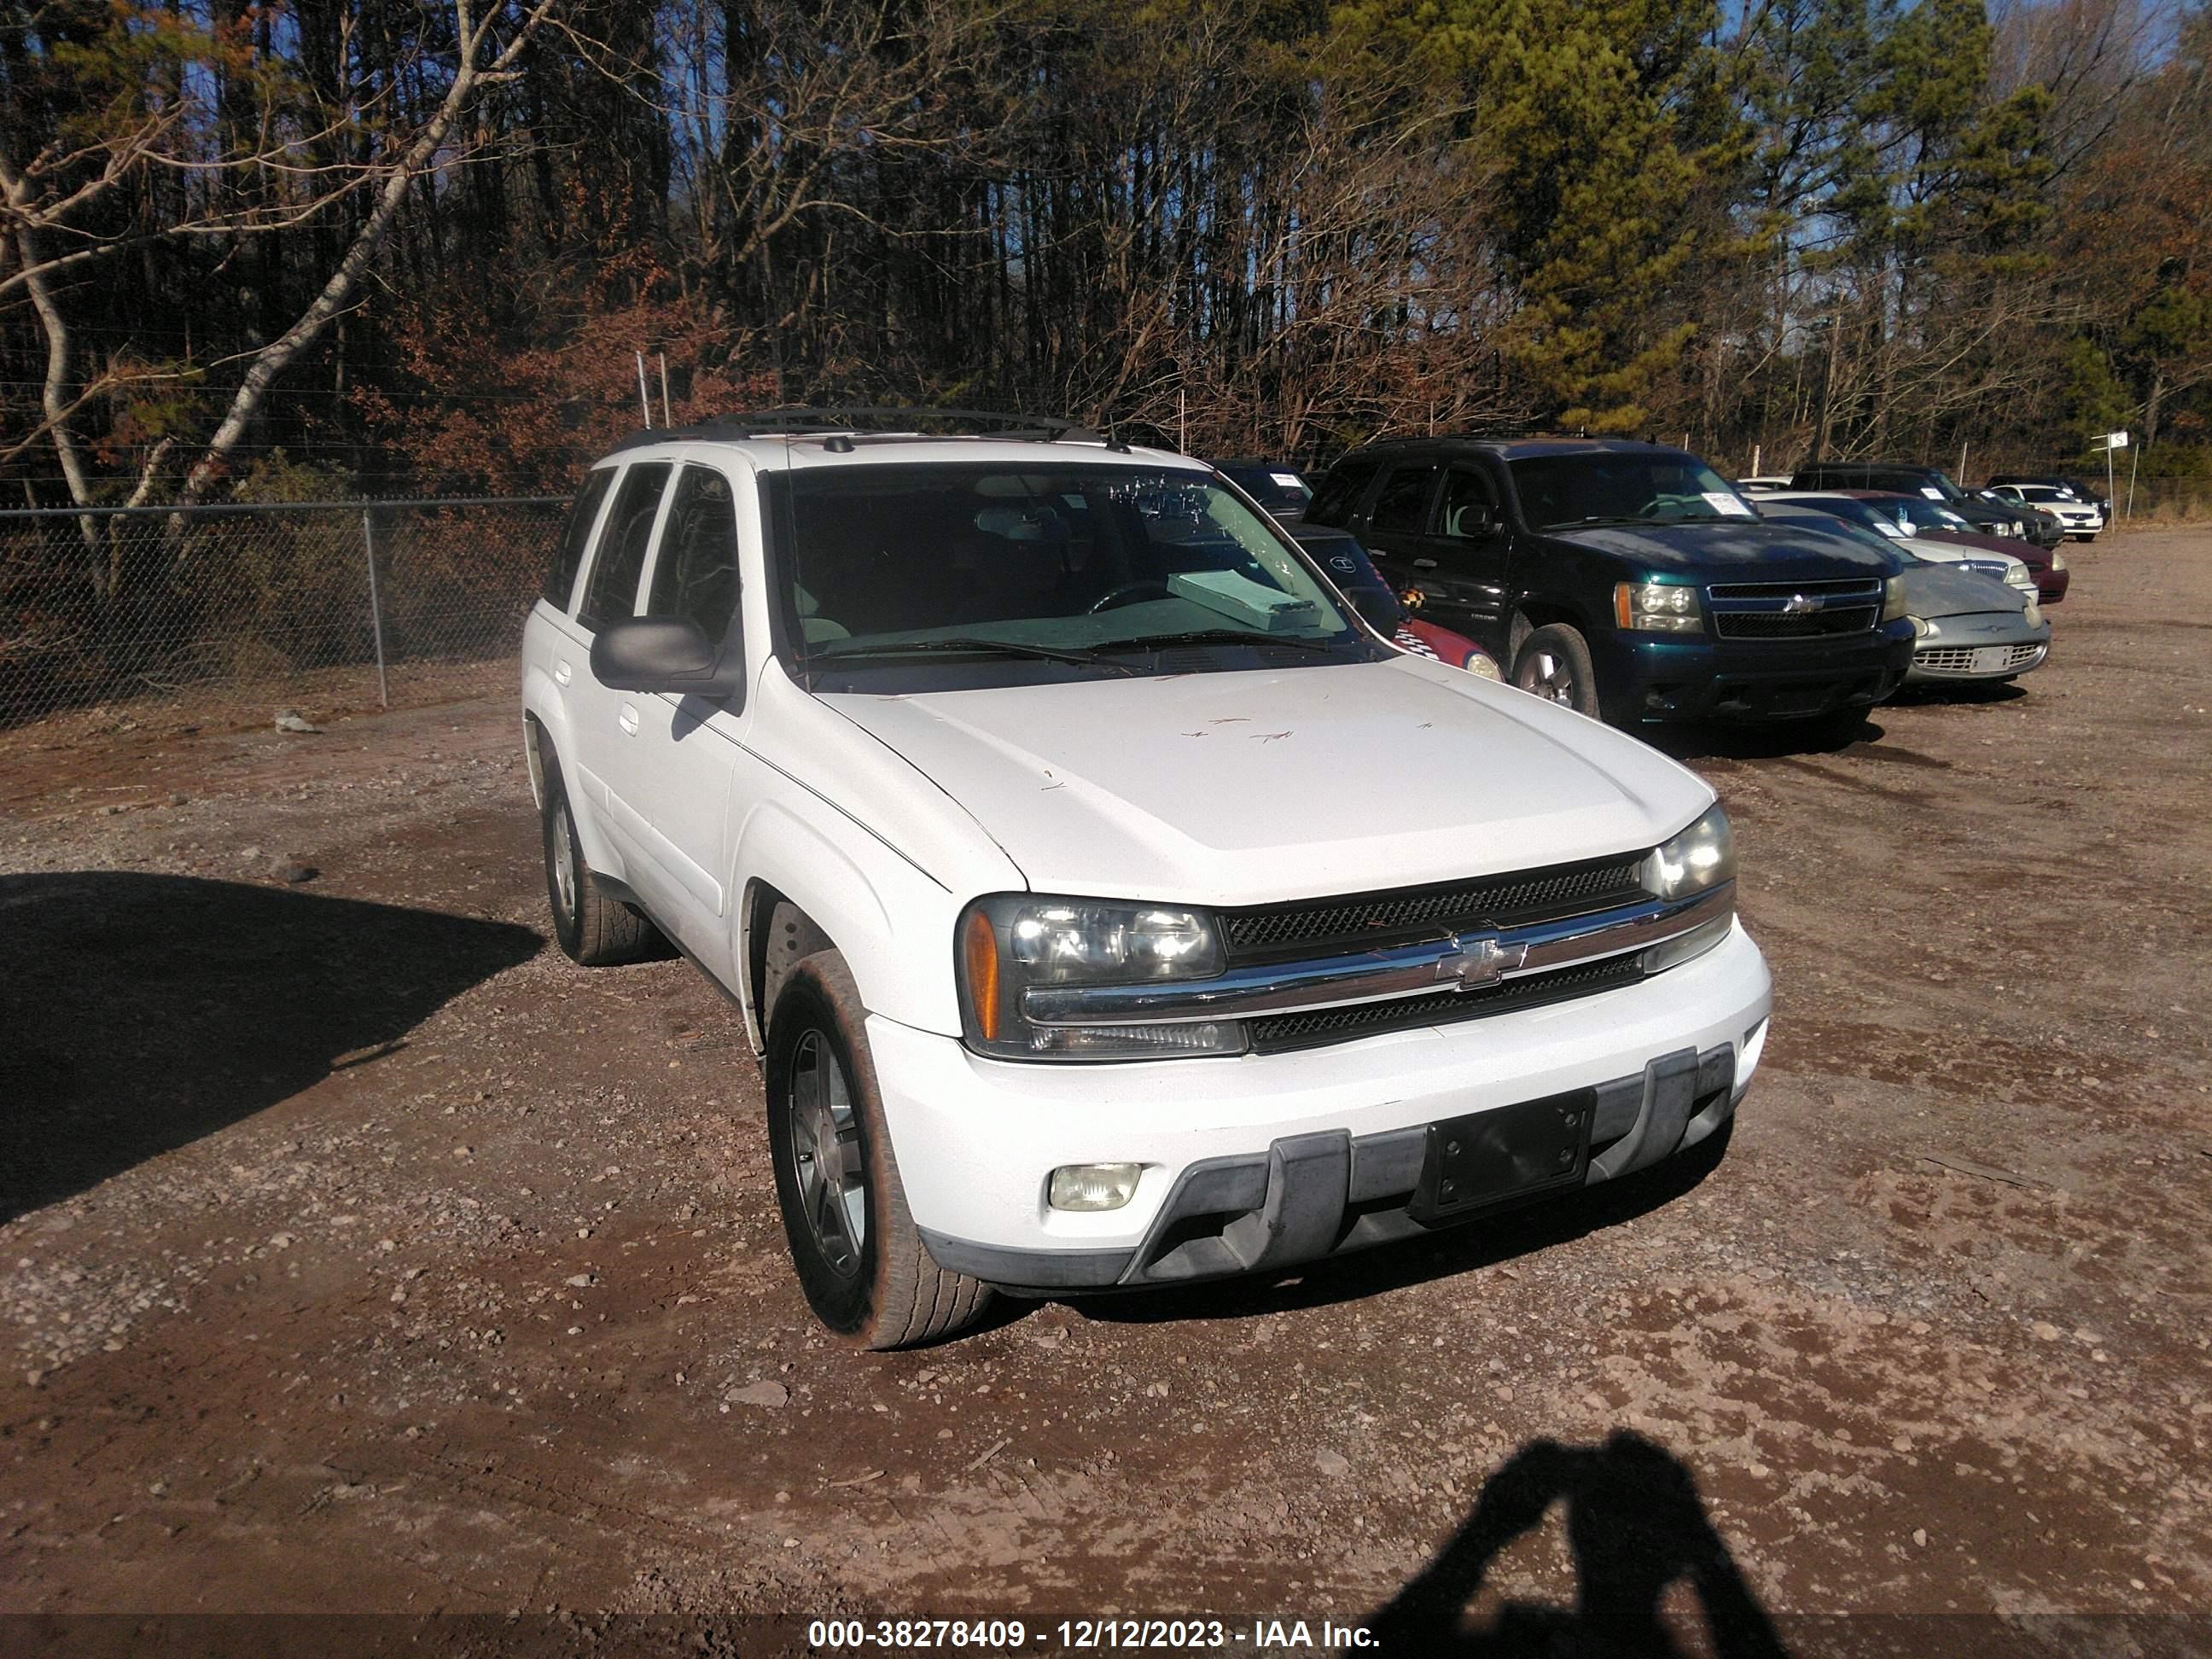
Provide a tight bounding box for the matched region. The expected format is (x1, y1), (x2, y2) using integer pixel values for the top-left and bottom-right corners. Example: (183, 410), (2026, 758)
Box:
(540, 754), (662, 966)
(765, 951), (993, 1348)
(1511, 623), (1601, 719)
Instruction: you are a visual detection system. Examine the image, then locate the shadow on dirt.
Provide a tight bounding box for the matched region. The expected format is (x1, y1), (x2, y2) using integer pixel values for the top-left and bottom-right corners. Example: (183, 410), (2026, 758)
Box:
(1357, 1429), (1789, 1656)
(1072, 1120), (1732, 1329)
(0, 871), (541, 1222)
(1641, 714), (1889, 764)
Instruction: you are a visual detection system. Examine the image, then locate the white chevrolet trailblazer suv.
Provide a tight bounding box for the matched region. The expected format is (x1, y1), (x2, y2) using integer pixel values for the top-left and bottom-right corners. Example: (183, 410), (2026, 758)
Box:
(521, 413), (1773, 1348)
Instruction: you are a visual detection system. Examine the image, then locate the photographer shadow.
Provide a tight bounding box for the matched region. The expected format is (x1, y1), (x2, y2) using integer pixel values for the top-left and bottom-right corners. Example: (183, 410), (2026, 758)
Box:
(1359, 1429), (1789, 1657)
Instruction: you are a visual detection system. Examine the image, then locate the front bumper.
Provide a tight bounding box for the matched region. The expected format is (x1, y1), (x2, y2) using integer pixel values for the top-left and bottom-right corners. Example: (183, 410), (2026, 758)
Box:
(873, 923), (1772, 1292)
(2033, 563), (2071, 603)
(1596, 625), (1913, 724)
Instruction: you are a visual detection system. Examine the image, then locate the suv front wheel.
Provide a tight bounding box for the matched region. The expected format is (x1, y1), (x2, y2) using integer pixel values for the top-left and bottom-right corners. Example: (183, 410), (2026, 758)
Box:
(765, 951), (993, 1348)
(1512, 622), (1601, 719)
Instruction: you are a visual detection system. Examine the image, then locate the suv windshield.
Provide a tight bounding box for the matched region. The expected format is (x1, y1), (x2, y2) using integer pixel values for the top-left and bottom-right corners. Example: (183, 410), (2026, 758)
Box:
(1510, 453), (1752, 530)
(771, 463), (1374, 684)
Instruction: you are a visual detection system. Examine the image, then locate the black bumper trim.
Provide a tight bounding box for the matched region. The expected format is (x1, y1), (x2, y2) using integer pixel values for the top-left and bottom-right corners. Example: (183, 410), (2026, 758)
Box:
(918, 1043), (1739, 1295)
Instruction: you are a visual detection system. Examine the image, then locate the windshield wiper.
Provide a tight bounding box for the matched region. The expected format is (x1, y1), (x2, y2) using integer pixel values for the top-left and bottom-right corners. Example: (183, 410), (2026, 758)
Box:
(1539, 515), (1646, 529)
(1094, 628), (1343, 656)
(807, 637), (1135, 674)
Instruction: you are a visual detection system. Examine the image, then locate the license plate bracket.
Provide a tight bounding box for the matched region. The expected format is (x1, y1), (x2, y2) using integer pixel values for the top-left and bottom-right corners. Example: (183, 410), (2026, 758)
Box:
(1409, 1089), (1595, 1225)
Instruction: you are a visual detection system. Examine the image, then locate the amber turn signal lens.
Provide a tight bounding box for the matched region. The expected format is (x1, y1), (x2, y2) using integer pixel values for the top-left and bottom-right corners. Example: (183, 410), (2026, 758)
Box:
(963, 909), (1001, 1042)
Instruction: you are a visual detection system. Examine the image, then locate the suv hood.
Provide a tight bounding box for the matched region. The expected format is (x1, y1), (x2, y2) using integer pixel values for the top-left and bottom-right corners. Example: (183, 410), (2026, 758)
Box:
(824, 661), (1710, 905)
(1546, 520), (1897, 581)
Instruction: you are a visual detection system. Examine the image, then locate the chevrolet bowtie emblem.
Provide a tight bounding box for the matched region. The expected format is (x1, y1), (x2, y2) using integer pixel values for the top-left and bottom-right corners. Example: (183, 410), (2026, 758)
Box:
(1781, 592), (1819, 614)
(1437, 934), (1529, 989)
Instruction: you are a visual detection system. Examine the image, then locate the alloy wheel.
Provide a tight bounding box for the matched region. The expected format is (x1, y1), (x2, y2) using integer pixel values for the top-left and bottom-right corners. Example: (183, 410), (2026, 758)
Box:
(786, 1030), (866, 1278)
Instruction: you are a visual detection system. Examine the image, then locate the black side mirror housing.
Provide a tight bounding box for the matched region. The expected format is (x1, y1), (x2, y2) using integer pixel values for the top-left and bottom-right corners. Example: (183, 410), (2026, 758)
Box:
(591, 616), (745, 699)
(1348, 587), (1403, 633)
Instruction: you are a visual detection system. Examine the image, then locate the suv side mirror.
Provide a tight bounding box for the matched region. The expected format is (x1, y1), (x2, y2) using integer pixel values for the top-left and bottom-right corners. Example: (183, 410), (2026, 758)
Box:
(1347, 587), (1403, 633)
(591, 615), (745, 699)
(1444, 504), (1497, 539)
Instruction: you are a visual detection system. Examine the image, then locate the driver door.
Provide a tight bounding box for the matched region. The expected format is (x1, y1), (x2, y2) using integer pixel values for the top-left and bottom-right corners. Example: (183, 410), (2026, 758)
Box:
(1405, 465), (1511, 649)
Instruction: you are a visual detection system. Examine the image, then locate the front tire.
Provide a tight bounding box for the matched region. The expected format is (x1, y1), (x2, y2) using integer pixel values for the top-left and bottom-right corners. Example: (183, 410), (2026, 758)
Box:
(765, 951), (993, 1348)
(540, 755), (662, 966)
(1512, 622), (1601, 719)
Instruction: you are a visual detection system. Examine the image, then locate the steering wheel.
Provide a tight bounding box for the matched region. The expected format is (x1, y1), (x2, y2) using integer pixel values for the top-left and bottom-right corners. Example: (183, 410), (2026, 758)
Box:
(1086, 580), (1175, 614)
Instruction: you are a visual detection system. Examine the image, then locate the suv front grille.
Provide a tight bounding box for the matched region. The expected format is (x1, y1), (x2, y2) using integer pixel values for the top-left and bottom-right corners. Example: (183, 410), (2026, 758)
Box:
(1249, 955), (1644, 1053)
(1715, 607), (1877, 638)
(1707, 578), (1882, 601)
(1218, 853), (1649, 963)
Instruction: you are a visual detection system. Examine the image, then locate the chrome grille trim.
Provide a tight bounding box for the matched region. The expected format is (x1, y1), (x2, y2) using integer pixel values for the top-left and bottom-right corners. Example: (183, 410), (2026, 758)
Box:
(1019, 882), (1735, 1027)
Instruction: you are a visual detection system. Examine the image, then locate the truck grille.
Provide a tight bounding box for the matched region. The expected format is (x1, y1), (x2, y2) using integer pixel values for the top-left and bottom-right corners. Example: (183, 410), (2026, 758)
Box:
(1715, 607), (1877, 638)
(1218, 853), (1649, 963)
(1707, 576), (1883, 642)
(1249, 955), (1644, 1054)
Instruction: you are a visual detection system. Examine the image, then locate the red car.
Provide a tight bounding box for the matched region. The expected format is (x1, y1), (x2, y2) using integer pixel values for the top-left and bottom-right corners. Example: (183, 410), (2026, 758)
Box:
(1840, 490), (2069, 603)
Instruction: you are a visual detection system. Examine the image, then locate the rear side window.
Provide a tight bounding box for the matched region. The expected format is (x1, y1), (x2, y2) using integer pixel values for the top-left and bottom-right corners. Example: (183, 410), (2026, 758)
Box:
(579, 463), (672, 632)
(1305, 457), (1382, 527)
(647, 465), (742, 642)
(1368, 464), (1440, 534)
(544, 469), (615, 608)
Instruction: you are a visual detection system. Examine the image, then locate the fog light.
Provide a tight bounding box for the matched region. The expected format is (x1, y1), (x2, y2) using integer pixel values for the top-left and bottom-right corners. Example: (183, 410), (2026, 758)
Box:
(1049, 1162), (1141, 1212)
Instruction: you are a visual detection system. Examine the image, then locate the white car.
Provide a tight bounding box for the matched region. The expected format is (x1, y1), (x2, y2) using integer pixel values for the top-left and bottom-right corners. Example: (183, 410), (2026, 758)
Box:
(521, 416), (1773, 1348)
(1988, 483), (2103, 541)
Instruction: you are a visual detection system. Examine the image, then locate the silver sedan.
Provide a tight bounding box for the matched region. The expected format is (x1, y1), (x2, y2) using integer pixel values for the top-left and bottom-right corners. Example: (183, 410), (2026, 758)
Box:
(1902, 562), (2051, 685)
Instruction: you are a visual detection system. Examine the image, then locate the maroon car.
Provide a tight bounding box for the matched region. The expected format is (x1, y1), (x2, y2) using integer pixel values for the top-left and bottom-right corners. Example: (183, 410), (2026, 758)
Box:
(1841, 490), (2069, 603)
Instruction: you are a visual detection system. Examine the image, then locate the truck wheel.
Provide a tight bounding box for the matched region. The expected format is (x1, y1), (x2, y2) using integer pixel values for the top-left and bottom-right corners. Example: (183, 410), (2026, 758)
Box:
(540, 755), (662, 966)
(1512, 623), (1600, 718)
(765, 951), (993, 1348)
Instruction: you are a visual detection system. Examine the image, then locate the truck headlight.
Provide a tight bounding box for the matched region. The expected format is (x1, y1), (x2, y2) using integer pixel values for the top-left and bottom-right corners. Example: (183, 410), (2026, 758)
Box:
(1881, 575), (1908, 623)
(1615, 579), (1704, 634)
(1641, 806), (1736, 971)
(958, 896), (1243, 1061)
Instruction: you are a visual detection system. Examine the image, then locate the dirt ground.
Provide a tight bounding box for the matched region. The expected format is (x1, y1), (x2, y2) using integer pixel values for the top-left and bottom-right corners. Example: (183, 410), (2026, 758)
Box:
(2, 530), (2209, 1656)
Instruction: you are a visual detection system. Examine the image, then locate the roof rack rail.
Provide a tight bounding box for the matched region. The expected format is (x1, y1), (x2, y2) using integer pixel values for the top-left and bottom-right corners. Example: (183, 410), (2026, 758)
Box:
(608, 406), (1115, 453)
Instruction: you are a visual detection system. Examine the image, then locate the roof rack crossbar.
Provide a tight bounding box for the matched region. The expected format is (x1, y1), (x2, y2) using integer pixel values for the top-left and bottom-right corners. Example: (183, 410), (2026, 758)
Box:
(609, 406), (1108, 452)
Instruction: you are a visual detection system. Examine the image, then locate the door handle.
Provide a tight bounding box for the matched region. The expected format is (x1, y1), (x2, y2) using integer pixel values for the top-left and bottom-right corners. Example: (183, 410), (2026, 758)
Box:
(618, 703), (640, 736)
(1412, 557), (1439, 569)
(554, 661), (572, 686)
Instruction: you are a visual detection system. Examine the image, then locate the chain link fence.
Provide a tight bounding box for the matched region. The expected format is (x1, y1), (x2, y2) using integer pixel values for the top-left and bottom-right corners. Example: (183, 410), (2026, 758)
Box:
(0, 498), (566, 738)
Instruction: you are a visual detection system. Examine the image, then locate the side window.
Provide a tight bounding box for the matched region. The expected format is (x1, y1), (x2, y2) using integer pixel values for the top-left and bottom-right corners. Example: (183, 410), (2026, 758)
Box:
(545, 469), (616, 608)
(646, 465), (743, 643)
(1305, 457), (1381, 527)
(1369, 464), (1440, 535)
(1433, 467), (1497, 538)
(579, 462), (672, 632)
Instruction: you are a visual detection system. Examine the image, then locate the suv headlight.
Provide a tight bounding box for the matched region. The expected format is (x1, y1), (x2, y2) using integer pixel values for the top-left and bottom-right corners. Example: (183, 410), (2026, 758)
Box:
(958, 896), (1243, 1061)
(1641, 806), (1736, 972)
(1614, 579), (1704, 634)
(1644, 804), (1735, 900)
(1881, 575), (1908, 623)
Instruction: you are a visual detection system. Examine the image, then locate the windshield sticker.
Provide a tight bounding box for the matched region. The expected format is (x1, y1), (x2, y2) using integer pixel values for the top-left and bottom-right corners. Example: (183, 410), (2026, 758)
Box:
(1269, 472), (1304, 489)
(1703, 492), (1755, 517)
(1921, 487), (1946, 500)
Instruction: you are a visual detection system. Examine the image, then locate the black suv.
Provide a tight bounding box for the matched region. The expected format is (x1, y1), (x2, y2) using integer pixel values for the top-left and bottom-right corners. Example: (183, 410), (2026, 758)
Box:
(1307, 437), (1912, 727)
